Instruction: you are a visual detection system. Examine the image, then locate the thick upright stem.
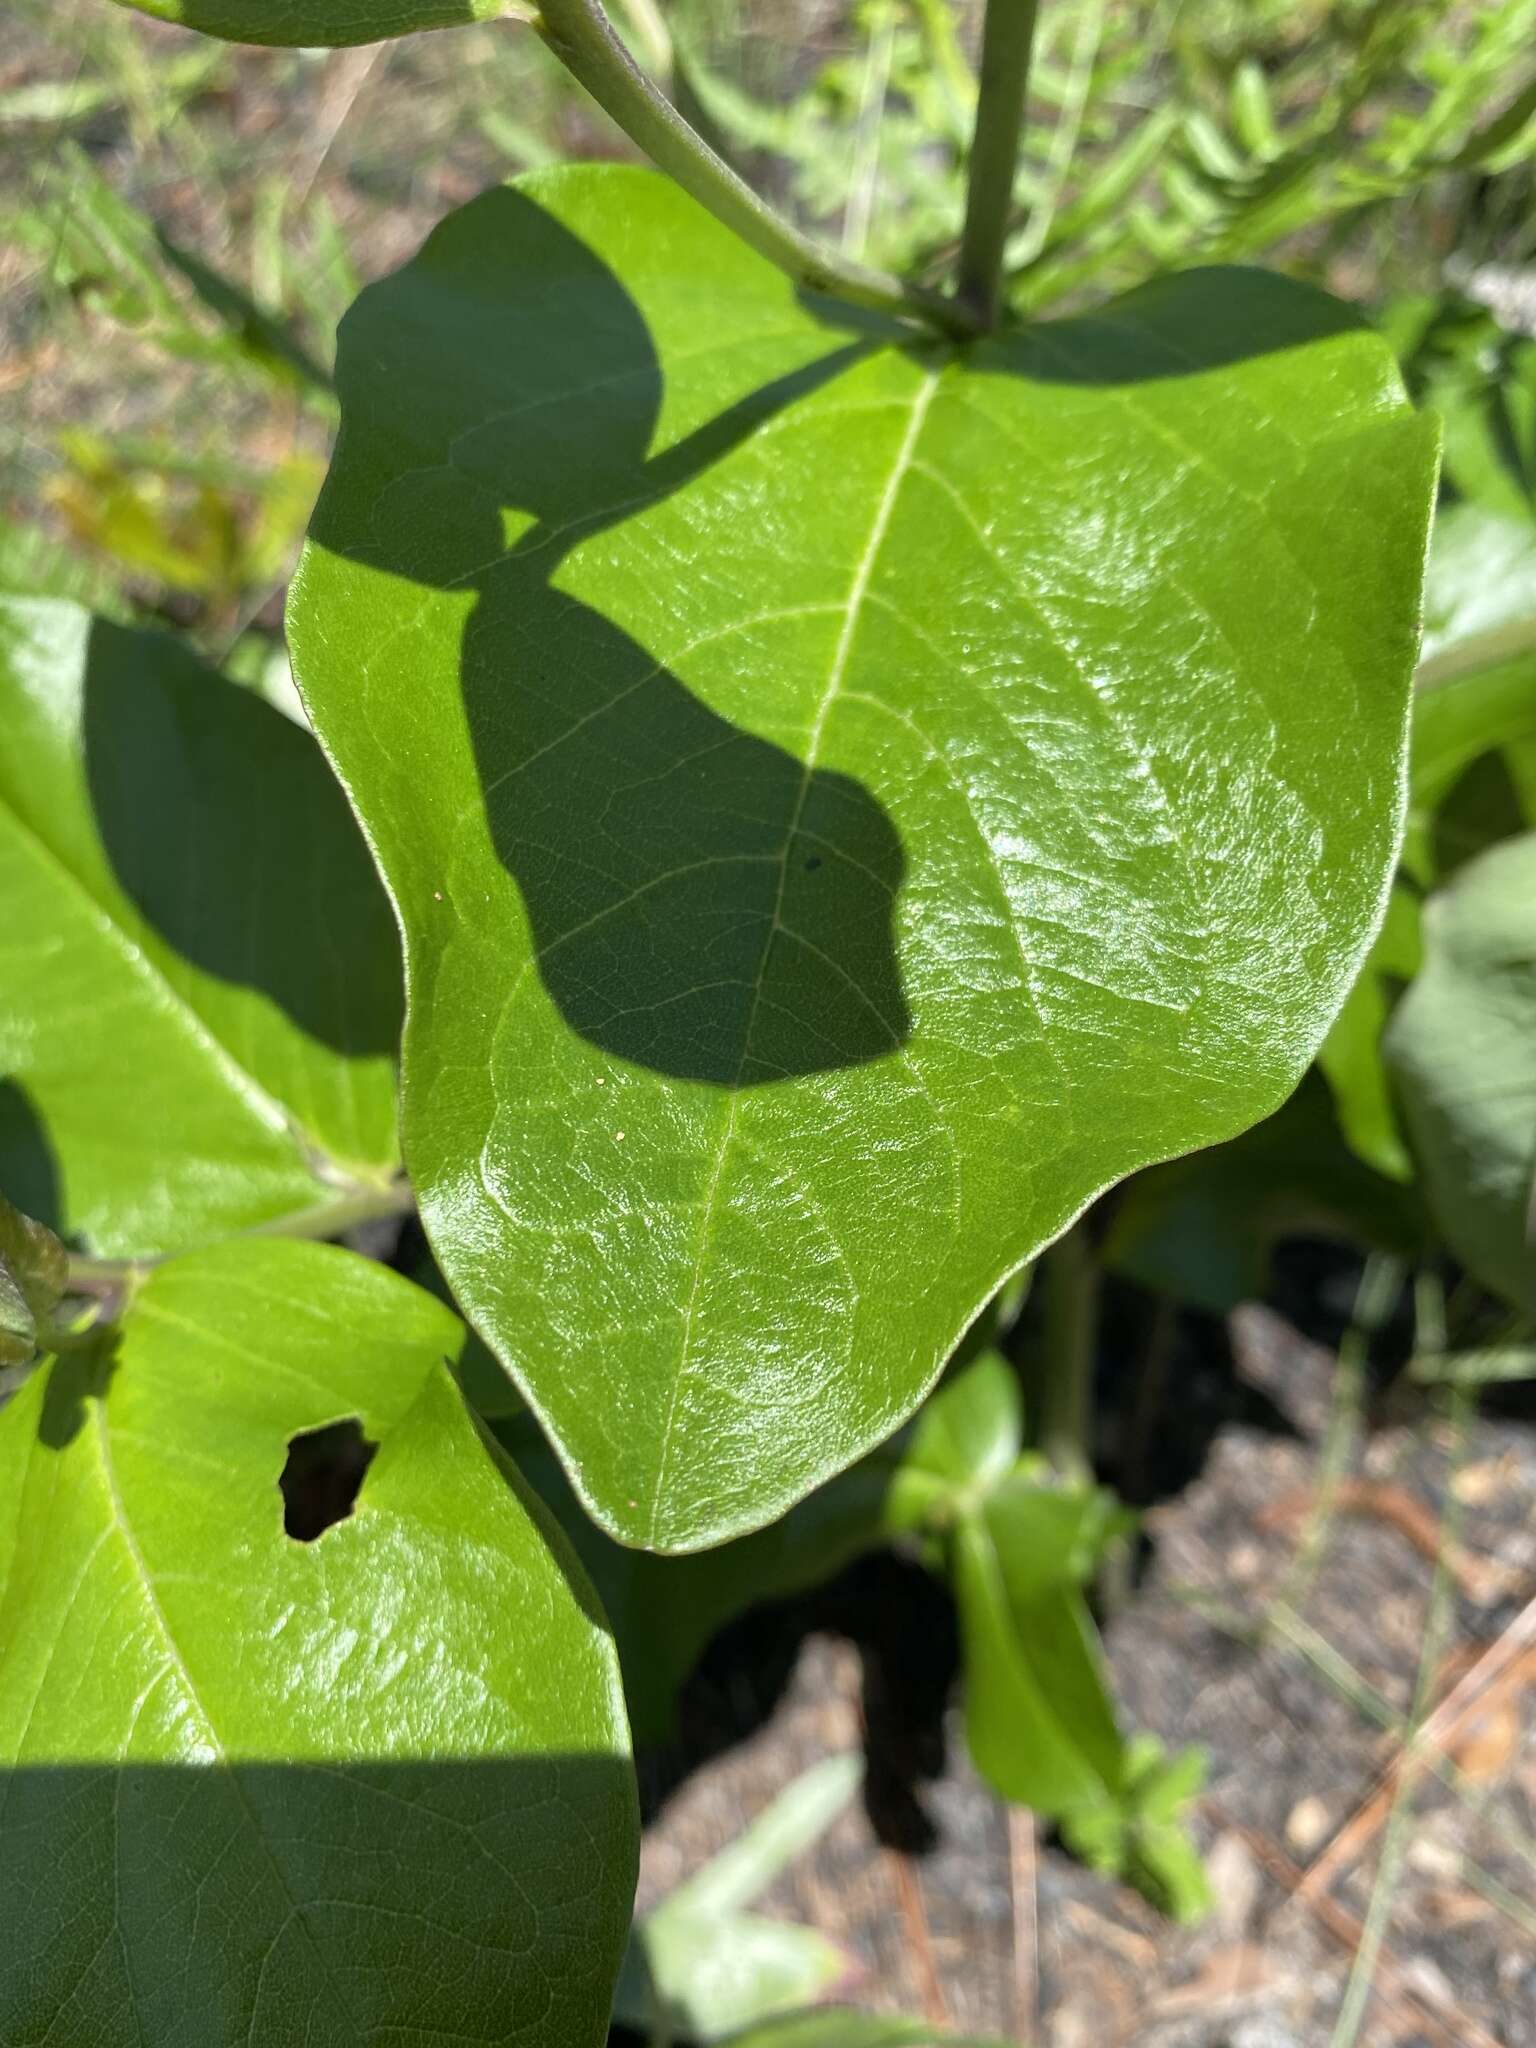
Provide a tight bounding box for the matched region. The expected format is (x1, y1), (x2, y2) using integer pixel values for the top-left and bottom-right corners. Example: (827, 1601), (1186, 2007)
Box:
(534, 0), (978, 336)
(956, 0), (1040, 328)
(1031, 1220), (1096, 1481)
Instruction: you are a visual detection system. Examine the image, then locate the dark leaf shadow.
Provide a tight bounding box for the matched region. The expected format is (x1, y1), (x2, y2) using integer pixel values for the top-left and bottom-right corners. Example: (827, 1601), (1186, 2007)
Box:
(0, 1078), (62, 1238)
(36, 1337), (120, 1451)
(82, 617), (401, 1059)
(310, 190), (1383, 1089)
(0, 1755), (632, 2048)
(972, 262), (1375, 389)
(315, 186), (911, 1086)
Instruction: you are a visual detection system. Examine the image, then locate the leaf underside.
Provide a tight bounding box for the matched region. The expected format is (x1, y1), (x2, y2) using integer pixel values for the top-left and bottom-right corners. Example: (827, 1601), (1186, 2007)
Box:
(292, 165), (1436, 1550)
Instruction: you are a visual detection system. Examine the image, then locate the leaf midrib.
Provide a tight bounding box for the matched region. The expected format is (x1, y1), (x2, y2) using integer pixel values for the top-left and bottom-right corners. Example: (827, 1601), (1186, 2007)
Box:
(646, 367), (940, 1545)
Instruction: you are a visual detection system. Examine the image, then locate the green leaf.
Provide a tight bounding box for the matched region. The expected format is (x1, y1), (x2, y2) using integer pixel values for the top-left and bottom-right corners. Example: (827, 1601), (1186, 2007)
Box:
(954, 1470), (1129, 1815)
(1059, 1735), (1213, 1924)
(624, 1919), (850, 2045)
(0, 1189), (67, 1366)
(109, 0), (500, 45)
(954, 1474), (1206, 1918)
(715, 2016), (1011, 2048)
(1421, 502), (1536, 668)
(0, 1238), (636, 2047)
(0, 599), (401, 1256)
(1385, 832), (1536, 1315)
(615, 1758), (859, 2042)
(901, 1344), (1022, 1495)
(292, 166), (1436, 1550)
(1407, 504), (1536, 885)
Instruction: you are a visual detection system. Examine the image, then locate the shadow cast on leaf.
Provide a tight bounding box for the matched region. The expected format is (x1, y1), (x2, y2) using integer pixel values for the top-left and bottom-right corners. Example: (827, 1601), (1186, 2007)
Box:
(0, 1077), (63, 1239)
(0, 1754), (632, 2048)
(317, 187), (912, 1086)
(308, 183), (1381, 1090)
(81, 616), (401, 1060)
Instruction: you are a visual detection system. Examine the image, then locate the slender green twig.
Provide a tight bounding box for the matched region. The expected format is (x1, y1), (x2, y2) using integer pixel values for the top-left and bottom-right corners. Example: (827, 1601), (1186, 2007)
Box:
(956, 0), (1041, 326)
(532, 0), (979, 336)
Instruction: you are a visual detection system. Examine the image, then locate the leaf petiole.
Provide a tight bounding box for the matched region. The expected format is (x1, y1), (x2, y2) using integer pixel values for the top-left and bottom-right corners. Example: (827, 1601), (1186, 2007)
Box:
(531, 0), (979, 337)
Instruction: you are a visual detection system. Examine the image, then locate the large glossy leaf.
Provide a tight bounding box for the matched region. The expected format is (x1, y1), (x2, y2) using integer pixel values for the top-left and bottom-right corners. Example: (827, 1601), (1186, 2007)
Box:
(110, 0), (498, 45)
(0, 599), (401, 1256)
(292, 166), (1436, 1549)
(1385, 832), (1536, 1314)
(0, 1238), (636, 2047)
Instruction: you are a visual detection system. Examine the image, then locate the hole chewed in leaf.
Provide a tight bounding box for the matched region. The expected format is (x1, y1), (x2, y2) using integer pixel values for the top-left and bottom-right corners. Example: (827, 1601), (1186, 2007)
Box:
(279, 1417), (377, 1542)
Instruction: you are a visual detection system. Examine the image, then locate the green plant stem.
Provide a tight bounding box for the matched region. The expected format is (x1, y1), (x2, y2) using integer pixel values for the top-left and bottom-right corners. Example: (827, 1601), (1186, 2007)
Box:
(1032, 1219), (1096, 1481)
(532, 0), (978, 337)
(64, 1176), (414, 1297)
(956, 0), (1041, 326)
